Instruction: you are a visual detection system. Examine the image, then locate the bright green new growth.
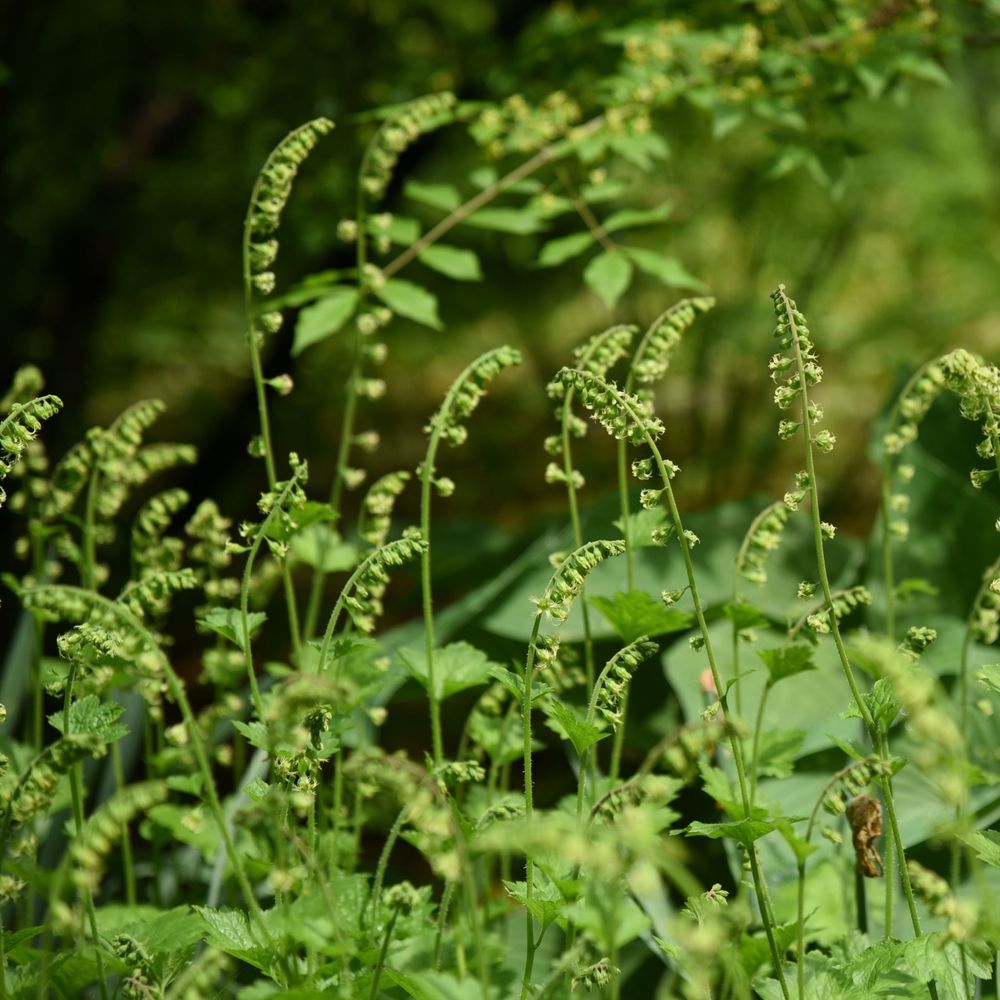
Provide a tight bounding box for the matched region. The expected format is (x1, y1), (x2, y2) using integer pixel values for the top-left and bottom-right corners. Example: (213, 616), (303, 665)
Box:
(534, 539), (626, 623)
(0, 394), (63, 508)
(590, 636), (658, 727)
(554, 368), (665, 445)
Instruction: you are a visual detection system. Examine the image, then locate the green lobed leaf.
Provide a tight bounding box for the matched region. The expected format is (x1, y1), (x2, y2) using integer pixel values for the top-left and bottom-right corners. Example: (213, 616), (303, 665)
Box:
(48, 695), (126, 740)
(383, 969), (487, 1000)
(584, 249), (634, 308)
(197, 606), (267, 653)
(684, 816), (777, 850)
(756, 645), (815, 686)
(292, 286), (359, 356)
(289, 523), (358, 573)
(589, 590), (692, 643)
(417, 243), (483, 281)
(397, 641), (497, 700)
(376, 278), (442, 330)
(543, 700), (608, 756)
(957, 828), (1000, 869)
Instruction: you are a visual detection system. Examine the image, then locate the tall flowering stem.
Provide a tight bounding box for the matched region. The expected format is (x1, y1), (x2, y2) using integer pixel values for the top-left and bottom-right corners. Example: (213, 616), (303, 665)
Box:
(420, 347), (521, 765)
(546, 324), (635, 697)
(770, 286), (933, 983)
(243, 117), (334, 659)
(556, 367), (790, 998)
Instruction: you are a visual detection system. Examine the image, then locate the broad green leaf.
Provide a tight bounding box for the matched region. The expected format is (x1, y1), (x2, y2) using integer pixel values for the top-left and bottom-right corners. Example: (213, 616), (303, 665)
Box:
(193, 906), (270, 972)
(771, 817), (816, 865)
(623, 247), (706, 291)
(469, 711), (539, 766)
(383, 969), (487, 1000)
(166, 773), (204, 796)
(536, 231), (594, 267)
(376, 278), (442, 330)
(739, 921), (799, 978)
(232, 719), (269, 750)
(589, 590), (692, 643)
(197, 606), (267, 652)
(397, 641), (496, 700)
(148, 805), (220, 860)
(684, 817), (777, 850)
(49, 695), (126, 740)
(613, 506), (672, 548)
(976, 663), (1000, 695)
(543, 700), (608, 756)
(724, 601), (771, 632)
(699, 762), (736, 810)
(404, 180), (461, 211)
(292, 287), (359, 356)
(289, 523), (358, 573)
(504, 879), (565, 927)
(756, 728), (806, 779)
(603, 201), (672, 233)
(756, 645), (815, 686)
(584, 250), (633, 308)
(957, 828), (1000, 869)
(417, 243), (482, 281)
(563, 893), (651, 950)
(463, 206), (545, 234)
(902, 933), (992, 998)
(485, 663), (552, 704)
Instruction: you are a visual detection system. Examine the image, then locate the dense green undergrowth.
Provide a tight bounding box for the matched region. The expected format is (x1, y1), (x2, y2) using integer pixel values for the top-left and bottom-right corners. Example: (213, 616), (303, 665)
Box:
(5, 20), (1000, 996)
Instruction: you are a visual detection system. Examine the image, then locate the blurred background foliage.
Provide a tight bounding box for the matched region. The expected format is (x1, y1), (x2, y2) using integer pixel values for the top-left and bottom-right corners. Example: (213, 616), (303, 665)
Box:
(3, 0), (1000, 546)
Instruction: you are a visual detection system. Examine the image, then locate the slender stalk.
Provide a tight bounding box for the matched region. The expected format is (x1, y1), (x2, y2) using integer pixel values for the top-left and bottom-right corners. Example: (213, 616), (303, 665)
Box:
(749, 680), (772, 806)
(62, 662), (109, 1000)
(368, 806), (408, 929)
(241, 168), (303, 662)
(776, 289), (934, 997)
(579, 375), (790, 998)
(369, 905), (401, 999)
(303, 127), (376, 642)
(110, 741), (136, 907)
(520, 616), (543, 1000)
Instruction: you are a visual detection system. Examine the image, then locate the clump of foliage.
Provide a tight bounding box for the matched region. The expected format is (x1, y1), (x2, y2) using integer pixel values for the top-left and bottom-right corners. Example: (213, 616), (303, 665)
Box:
(4, 8), (1000, 998)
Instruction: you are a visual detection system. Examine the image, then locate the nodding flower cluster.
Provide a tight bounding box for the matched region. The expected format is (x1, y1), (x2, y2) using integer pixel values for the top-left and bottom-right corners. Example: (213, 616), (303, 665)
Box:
(594, 637), (659, 727)
(769, 286), (833, 449)
(359, 470), (411, 548)
(554, 368), (665, 445)
(361, 93), (457, 200)
(427, 346), (523, 448)
(0, 394), (62, 504)
(246, 117), (334, 338)
(534, 539), (626, 623)
(631, 297), (714, 386)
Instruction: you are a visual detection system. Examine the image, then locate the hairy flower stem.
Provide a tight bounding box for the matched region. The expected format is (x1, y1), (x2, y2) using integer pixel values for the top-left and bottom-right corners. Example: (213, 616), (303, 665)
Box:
(368, 904), (401, 1000)
(778, 290), (933, 994)
(241, 470), (305, 720)
(242, 215), (302, 664)
(520, 615), (543, 1000)
(62, 662), (109, 1000)
(369, 806), (408, 929)
(602, 383), (789, 998)
(303, 128), (377, 642)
